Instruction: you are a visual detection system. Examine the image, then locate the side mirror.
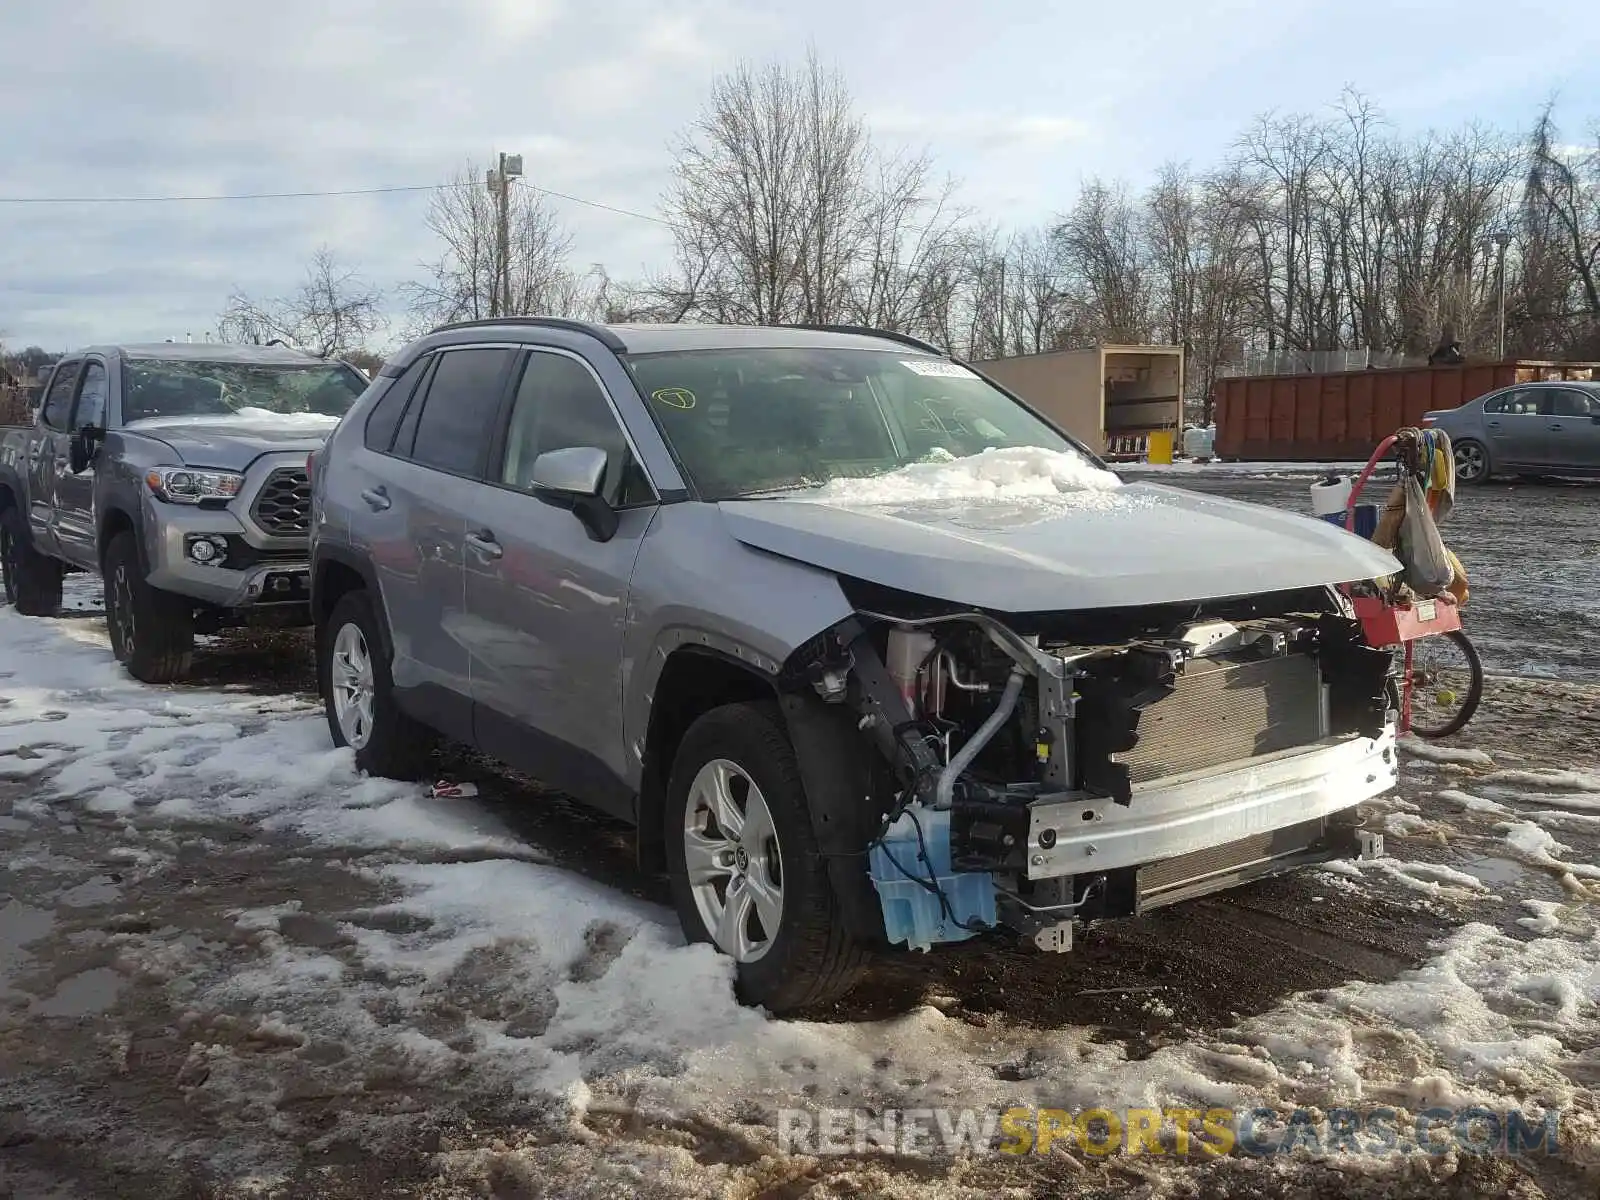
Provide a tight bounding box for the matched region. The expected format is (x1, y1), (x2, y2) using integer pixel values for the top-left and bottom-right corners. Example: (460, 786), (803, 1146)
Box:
(528, 446), (617, 542)
(69, 424), (104, 474)
(530, 446), (607, 498)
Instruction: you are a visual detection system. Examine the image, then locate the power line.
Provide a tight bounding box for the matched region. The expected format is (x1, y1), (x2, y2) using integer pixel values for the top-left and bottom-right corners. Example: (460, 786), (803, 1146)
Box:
(0, 181), (468, 205)
(0, 177), (674, 227)
(514, 178), (672, 227)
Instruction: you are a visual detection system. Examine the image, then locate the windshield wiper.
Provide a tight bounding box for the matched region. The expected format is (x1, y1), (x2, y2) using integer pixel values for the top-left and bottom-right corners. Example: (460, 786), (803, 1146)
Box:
(729, 481), (827, 500)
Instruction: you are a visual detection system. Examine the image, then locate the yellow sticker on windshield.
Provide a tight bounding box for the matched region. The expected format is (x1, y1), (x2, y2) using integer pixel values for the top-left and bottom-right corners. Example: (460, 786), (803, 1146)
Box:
(652, 387), (696, 410)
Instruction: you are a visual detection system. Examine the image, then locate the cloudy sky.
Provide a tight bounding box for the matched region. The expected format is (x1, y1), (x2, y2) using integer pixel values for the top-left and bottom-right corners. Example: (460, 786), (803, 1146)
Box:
(2, 0), (1596, 350)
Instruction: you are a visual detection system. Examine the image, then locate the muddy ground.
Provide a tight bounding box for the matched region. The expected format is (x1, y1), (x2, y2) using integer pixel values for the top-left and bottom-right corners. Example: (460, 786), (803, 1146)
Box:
(3, 473), (1599, 1199)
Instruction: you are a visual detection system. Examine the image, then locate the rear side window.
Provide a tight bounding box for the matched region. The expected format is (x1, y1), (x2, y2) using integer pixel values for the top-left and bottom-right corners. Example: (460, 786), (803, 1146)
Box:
(1548, 389), (1600, 418)
(407, 348), (515, 476)
(40, 361), (81, 429)
(364, 356), (431, 452)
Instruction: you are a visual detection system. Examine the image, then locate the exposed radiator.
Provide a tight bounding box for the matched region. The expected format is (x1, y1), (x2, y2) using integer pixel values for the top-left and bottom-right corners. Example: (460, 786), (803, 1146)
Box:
(1115, 652), (1324, 785)
(1138, 817), (1327, 908)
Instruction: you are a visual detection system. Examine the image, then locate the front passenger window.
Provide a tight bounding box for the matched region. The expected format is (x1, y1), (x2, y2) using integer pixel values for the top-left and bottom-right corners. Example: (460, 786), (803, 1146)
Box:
(500, 352), (652, 506)
(73, 363), (108, 430)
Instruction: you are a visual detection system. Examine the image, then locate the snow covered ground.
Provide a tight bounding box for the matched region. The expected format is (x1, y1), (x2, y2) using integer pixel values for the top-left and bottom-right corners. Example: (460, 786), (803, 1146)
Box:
(4, 525), (1600, 1194)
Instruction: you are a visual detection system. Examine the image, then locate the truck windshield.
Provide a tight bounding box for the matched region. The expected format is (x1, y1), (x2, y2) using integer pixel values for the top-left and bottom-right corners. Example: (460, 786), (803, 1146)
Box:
(122, 359), (366, 423)
(623, 347), (1088, 500)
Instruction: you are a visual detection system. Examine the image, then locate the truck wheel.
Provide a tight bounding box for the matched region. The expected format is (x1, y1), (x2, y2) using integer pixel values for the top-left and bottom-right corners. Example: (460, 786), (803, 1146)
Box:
(319, 589), (435, 779)
(1, 507), (63, 617)
(103, 531), (193, 683)
(665, 701), (870, 1014)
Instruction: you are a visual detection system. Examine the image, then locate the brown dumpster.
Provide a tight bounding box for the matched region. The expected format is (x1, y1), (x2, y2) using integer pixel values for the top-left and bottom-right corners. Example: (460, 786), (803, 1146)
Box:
(1212, 360), (1600, 461)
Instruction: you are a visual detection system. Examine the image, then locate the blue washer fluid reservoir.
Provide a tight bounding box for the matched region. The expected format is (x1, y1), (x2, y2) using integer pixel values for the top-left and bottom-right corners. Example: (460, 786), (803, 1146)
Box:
(867, 807), (998, 952)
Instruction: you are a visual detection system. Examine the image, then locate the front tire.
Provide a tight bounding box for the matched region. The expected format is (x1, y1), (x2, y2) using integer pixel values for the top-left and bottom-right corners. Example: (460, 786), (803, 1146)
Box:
(1453, 438), (1490, 485)
(665, 702), (869, 1014)
(103, 531), (193, 683)
(2, 507), (63, 617)
(318, 589), (435, 779)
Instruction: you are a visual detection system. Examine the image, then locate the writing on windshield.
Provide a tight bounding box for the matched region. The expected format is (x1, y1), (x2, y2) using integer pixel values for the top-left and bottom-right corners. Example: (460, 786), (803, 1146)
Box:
(624, 346), (1081, 500)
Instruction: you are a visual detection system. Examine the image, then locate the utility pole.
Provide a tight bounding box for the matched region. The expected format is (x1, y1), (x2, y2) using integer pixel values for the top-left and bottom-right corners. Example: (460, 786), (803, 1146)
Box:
(488, 152), (524, 317)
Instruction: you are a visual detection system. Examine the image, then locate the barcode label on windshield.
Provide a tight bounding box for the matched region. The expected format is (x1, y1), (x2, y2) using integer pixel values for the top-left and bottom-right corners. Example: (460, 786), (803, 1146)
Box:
(901, 359), (977, 379)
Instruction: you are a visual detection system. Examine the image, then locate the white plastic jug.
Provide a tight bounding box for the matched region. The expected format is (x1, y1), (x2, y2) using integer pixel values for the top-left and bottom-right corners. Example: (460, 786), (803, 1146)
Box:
(1310, 474), (1352, 519)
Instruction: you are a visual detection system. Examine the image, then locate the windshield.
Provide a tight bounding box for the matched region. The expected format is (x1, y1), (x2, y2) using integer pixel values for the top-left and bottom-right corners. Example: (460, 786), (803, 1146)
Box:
(122, 359), (366, 423)
(623, 347), (1093, 500)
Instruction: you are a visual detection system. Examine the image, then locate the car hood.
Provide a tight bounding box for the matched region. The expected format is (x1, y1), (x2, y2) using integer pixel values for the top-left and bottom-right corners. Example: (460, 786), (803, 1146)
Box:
(125, 413), (341, 470)
(718, 483), (1402, 611)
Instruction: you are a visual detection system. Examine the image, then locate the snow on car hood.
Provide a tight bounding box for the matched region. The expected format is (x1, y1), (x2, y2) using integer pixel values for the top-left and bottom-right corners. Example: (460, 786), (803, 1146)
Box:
(718, 447), (1401, 611)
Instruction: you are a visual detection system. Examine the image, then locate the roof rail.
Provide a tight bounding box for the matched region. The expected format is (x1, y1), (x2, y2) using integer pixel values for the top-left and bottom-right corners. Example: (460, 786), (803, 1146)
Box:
(785, 324), (946, 356)
(428, 315), (626, 353)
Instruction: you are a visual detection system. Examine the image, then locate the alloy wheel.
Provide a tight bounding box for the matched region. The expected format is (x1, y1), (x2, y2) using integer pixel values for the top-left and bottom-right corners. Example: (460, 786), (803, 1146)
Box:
(330, 621), (376, 749)
(1, 528), (15, 605)
(1454, 442), (1486, 482)
(110, 563), (137, 657)
(683, 758), (785, 962)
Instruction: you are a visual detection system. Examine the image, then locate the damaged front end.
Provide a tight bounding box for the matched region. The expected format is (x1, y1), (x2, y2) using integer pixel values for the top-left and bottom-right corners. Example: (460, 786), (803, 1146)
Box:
(788, 582), (1396, 955)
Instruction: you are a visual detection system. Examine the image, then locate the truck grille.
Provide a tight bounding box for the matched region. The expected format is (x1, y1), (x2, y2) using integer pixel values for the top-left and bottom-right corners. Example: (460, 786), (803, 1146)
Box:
(250, 468), (311, 537)
(1116, 652), (1324, 785)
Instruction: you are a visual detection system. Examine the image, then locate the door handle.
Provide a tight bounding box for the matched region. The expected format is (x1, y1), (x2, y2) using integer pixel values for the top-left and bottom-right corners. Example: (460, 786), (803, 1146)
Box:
(465, 530), (503, 560)
(359, 487), (391, 511)
(1548, 423), (1565, 430)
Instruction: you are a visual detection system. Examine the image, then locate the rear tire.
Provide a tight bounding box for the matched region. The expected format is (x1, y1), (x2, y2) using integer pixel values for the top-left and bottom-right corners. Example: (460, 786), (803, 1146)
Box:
(319, 589), (435, 779)
(665, 701), (869, 1014)
(103, 531), (193, 683)
(1453, 439), (1490, 485)
(1, 506), (63, 617)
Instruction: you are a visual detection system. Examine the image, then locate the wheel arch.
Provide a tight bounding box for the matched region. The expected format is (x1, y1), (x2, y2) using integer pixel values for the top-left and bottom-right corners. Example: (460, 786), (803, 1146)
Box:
(97, 506), (143, 571)
(311, 546), (392, 663)
(636, 646), (778, 873)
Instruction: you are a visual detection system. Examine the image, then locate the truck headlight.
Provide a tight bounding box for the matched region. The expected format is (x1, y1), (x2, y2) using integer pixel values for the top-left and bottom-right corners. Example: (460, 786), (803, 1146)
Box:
(144, 467), (244, 504)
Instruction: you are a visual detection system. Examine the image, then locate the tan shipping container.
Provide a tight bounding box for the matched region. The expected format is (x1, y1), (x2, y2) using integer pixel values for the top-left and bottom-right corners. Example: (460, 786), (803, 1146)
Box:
(971, 345), (1184, 461)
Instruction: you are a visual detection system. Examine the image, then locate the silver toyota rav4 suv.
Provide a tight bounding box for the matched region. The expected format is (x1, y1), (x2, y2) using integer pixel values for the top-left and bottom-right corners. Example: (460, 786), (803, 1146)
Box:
(310, 318), (1400, 1013)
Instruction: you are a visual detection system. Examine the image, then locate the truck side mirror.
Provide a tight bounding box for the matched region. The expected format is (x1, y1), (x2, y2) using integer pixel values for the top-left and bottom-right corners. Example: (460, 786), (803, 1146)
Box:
(69, 424), (103, 474)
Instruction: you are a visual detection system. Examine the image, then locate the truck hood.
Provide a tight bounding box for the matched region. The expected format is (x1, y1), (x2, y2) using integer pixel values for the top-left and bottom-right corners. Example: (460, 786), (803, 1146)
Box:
(125, 413), (340, 470)
(718, 483), (1402, 611)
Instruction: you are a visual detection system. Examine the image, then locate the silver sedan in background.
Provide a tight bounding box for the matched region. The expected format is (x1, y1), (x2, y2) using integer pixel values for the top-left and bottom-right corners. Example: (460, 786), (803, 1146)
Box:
(1424, 381), (1600, 484)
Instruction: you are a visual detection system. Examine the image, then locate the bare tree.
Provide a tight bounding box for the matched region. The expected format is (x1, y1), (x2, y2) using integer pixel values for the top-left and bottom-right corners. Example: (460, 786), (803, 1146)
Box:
(663, 52), (870, 325)
(218, 247), (385, 357)
(403, 162), (589, 329)
(1524, 105), (1600, 353)
(637, 77), (1600, 389)
(1052, 180), (1153, 343)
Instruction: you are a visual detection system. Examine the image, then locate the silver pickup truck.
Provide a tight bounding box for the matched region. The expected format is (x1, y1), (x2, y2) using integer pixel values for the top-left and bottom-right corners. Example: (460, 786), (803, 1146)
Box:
(0, 342), (368, 682)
